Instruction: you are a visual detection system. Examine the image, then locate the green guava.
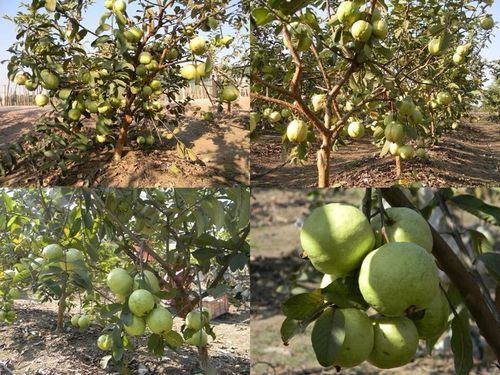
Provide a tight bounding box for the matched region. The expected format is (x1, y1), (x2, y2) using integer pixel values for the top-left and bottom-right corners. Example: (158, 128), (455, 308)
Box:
(40, 70), (60, 90)
(372, 19), (387, 39)
(146, 306), (173, 334)
(107, 268), (133, 296)
(97, 334), (113, 351)
(134, 270), (160, 293)
(128, 289), (155, 317)
(186, 329), (208, 346)
(15, 74), (28, 85)
(71, 314), (81, 326)
(269, 111), (282, 123)
(384, 122), (404, 143)
(78, 315), (90, 329)
(220, 85), (239, 102)
(249, 112), (260, 132)
(287, 120), (307, 143)
(42, 244), (63, 260)
(437, 91), (452, 105)
(139, 52), (152, 65)
(123, 314), (146, 336)
(186, 310), (207, 330)
(68, 109), (82, 122)
(8, 288), (20, 299)
(351, 20), (372, 42)
(336, 2), (360, 26)
(480, 15), (494, 30)
(190, 36), (207, 55)
(371, 207), (433, 252)
(113, 0), (126, 12)
(416, 148), (426, 159)
(413, 289), (450, 339)
(64, 248), (84, 270)
(300, 203), (375, 276)
(398, 145), (414, 159)
(368, 316), (419, 369)
(347, 121), (365, 138)
(281, 109), (292, 118)
(428, 36), (444, 55)
(358, 242), (439, 316)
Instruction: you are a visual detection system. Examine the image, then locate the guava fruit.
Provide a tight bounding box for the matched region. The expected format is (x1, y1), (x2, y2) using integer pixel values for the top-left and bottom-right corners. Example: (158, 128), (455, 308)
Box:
(165, 48), (179, 61)
(281, 108), (292, 118)
(413, 289), (450, 339)
(369, 316), (419, 369)
(31, 257), (45, 270)
(372, 19), (387, 39)
(180, 64), (199, 81)
(146, 306), (173, 334)
(300, 203), (375, 276)
(78, 315), (90, 329)
(97, 102), (111, 114)
(113, 0), (126, 12)
(15, 74), (28, 85)
(284, 22), (313, 52)
(8, 288), (20, 299)
(128, 289), (155, 317)
(398, 100), (415, 117)
(269, 111), (282, 123)
(311, 94), (326, 112)
(123, 314), (146, 336)
(336, 2), (360, 26)
(249, 112), (260, 132)
(42, 244), (63, 260)
(186, 310), (208, 330)
(351, 20), (372, 42)
(40, 70), (60, 90)
(411, 108), (423, 124)
(97, 334), (113, 351)
(389, 142), (400, 156)
(220, 85), (239, 102)
(125, 27), (142, 43)
(452, 122), (459, 130)
(437, 91), (452, 105)
(263, 108), (272, 117)
(453, 53), (464, 64)
(384, 122), (404, 143)
(428, 36), (445, 55)
(347, 121), (365, 138)
(416, 148), (426, 159)
(480, 15), (494, 30)
(70, 314), (80, 326)
(134, 270), (160, 293)
(398, 145), (414, 159)
(190, 36), (207, 55)
(25, 80), (38, 91)
(317, 307), (374, 368)
(150, 79), (161, 91)
(139, 52), (152, 65)
(107, 268), (133, 296)
(85, 100), (99, 113)
(186, 329), (208, 346)
(456, 43), (471, 56)
(136, 64), (147, 76)
(371, 207), (433, 252)
(63, 248), (84, 270)
(359, 242), (439, 316)
(35, 94), (49, 107)
(287, 119), (308, 143)
(68, 109), (82, 122)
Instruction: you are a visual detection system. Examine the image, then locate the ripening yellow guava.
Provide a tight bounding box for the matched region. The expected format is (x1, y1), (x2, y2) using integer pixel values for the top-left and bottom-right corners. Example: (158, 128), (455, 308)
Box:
(371, 19), (387, 39)
(336, 1), (360, 26)
(186, 329), (208, 346)
(97, 334), (113, 351)
(220, 85), (239, 102)
(67, 109), (82, 122)
(146, 306), (173, 334)
(428, 36), (445, 55)
(480, 15), (494, 30)
(78, 315), (90, 329)
(311, 94), (326, 112)
(35, 94), (49, 107)
(456, 43), (471, 56)
(318, 307), (374, 368)
(453, 53), (464, 64)
(369, 316), (419, 369)
(371, 207), (433, 252)
(40, 70), (60, 90)
(15, 74), (28, 85)
(389, 142), (400, 156)
(123, 314), (146, 336)
(359, 242), (439, 316)
(139, 52), (152, 65)
(351, 20), (372, 42)
(437, 91), (452, 105)
(107, 268), (133, 296)
(128, 289), (155, 317)
(413, 289), (450, 339)
(286, 119), (308, 143)
(347, 121), (365, 138)
(113, 0), (126, 12)
(300, 203), (375, 276)
(180, 64), (199, 80)
(150, 79), (161, 91)
(190, 36), (207, 55)
(134, 270), (160, 293)
(71, 314), (80, 326)
(384, 122), (404, 143)
(42, 244), (63, 260)
(268, 111), (282, 123)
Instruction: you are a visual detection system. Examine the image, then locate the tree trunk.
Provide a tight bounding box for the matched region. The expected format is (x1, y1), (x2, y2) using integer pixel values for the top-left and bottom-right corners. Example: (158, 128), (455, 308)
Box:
(57, 280), (67, 333)
(198, 346), (209, 371)
(395, 156), (401, 178)
(316, 135), (331, 188)
(113, 112), (133, 161)
(227, 101), (231, 113)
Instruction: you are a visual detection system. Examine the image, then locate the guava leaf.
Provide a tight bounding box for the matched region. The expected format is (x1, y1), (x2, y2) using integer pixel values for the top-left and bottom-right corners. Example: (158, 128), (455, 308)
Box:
(468, 230), (493, 257)
(311, 307), (345, 367)
(280, 317), (300, 344)
(268, 0), (310, 15)
(448, 195), (500, 226)
(251, 8), (275, 26)
(281, 290), (325, 319)
(477, 252), (500, 284)
(164, 330), (184, 349)
(147, 334), (165, 355)
(450, 308), (472, 375)
(321, 276), (369, 309)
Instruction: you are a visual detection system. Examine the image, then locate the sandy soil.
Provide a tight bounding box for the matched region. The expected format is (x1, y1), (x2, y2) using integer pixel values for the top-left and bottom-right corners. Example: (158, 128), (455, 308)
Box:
(251, 114), (499, 188)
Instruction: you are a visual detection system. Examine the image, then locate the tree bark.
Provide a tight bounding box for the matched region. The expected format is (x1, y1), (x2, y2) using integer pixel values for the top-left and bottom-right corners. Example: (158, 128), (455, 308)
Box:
(57, 279), (67, 334)
(395, 156), (401, 178)
(113, 112), (133, 160)
(317, 135), (331, 188)
(381, 188), (500, 361)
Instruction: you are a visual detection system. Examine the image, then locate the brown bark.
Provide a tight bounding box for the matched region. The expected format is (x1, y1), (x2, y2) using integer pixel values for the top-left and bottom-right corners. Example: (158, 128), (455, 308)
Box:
(56, 280), (67, 334)
(113, 112), (134, 160)
(381, 188), (500, 361)
(317, 135), (331, 188)
(395, 156), (401, 178)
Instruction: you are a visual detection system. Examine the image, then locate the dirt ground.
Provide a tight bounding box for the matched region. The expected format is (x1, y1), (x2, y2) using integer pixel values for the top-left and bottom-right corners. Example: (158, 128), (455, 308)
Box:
(250, 189), (499, 375)
(251, 114), (499, 188)
(0, 297), (250, 374)
(0, 98), (249, 187)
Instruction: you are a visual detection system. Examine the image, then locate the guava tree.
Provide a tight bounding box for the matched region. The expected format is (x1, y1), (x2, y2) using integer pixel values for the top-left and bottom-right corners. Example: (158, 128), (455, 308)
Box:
(0, 187), (250, 371)
(250, 0), (495, 187)
(482, 60), (500, 118)
(279, 187), (500, 372)
(2, 0), (245, 175)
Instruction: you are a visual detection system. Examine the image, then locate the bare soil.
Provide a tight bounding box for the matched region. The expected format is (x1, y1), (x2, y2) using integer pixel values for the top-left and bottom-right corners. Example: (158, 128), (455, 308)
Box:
(0, 298), (250, 374)
(0, 98), (249, 187)
(250, 189), (499, 375)
(251, 114), (499, 188)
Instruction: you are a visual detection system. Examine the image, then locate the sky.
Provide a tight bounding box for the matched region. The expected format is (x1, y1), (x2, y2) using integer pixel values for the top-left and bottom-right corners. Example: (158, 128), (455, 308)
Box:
(0, 1), (499, 88)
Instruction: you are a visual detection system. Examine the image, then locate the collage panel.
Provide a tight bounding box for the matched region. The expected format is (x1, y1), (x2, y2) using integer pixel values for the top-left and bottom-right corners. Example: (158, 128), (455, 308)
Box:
(0, 187), (250, 374)
(251, 187), (500, 374)
(250, 0), (499, 188)
(0, 0), (249, 187)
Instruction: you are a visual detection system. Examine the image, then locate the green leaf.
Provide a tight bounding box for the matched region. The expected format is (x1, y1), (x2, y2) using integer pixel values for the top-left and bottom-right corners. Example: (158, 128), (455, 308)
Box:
(311, 307), (345, 367)
(477, 252), (500, 284)
(450, 308), (473, 375)
(251, 8), (275, 26)
(229, 252), (247, 271)
(164, 330), (184, 349)
(281, 290), (325, 320)
(448, 195), (500, 226)
(280, 317), (300, 344)
(322, 276), (369, 309)
(468, 229), (493, 256)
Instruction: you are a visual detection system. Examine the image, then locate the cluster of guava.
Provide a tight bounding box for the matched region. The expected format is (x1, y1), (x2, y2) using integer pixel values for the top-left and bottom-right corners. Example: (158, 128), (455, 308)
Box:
(300, 203), (450, 369)
(184, 307), (212, 346)
(41, 244), (89, 275)
(70, 313), (92, 331)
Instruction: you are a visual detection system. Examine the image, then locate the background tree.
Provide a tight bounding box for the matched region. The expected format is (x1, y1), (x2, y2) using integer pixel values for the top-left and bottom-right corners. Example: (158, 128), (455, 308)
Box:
(482, 60), (500, 119)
